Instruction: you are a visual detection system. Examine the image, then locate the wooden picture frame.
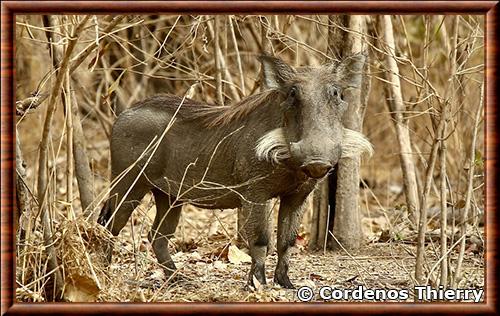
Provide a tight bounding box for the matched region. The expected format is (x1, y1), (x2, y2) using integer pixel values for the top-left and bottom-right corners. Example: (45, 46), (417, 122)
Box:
(1, 1), (497, 314)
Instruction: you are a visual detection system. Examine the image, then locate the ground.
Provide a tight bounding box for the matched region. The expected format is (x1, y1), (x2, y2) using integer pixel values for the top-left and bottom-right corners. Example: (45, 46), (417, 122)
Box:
(91, 202), (484, 303)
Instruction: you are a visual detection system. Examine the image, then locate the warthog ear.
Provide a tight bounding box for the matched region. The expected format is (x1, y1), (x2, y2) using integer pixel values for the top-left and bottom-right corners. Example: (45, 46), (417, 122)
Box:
(258, 53), (296, 90)
(334, 53), (366, 88)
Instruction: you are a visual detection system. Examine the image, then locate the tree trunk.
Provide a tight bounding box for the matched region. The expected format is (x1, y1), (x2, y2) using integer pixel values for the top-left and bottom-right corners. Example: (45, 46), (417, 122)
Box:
(69, 92), (95, 218)
(377, 15), (420, 226)
(330, 15), (368, 251)
(38, 14), (90, 301)
(15, 132), (30, 272)
(310, 15), (369, 251)
(309, 178), (329, 251)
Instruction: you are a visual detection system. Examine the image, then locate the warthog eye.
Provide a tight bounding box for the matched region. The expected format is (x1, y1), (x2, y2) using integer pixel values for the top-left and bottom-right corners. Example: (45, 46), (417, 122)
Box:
(328, 84), (344, 101)
(289, 86), (298, 98)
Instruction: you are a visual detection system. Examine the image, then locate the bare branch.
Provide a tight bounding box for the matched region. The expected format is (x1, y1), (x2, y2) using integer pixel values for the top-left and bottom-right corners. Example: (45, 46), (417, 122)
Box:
(16, 92), (48, 116)
(378, 15), (420, 225)
(37, 14), (90, 301)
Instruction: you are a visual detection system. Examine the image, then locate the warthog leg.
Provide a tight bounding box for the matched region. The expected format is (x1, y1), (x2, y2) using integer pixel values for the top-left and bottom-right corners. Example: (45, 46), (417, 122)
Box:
(244, 201), (271, 288)
(98, 175), (149, 263)
(237, 202), (274, 253)
(274, 189), (310, 289)
(149, 188), (182, 281)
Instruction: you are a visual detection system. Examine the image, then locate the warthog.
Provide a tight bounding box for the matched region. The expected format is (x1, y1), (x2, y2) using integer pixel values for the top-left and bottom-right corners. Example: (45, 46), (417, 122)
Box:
(98, 53), (372, 289)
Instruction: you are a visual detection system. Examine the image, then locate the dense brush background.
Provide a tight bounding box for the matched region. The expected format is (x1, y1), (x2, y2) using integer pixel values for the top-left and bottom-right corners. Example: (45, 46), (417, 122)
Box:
(15, 15), (484, 302)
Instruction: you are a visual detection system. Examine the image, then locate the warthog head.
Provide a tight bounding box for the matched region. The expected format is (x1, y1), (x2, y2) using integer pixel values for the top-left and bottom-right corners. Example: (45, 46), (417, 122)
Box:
(255, 54), (373, 178)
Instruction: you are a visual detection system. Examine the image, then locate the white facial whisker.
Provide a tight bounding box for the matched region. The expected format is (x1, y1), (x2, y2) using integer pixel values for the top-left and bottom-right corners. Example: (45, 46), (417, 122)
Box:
(256, 127), (372, 164)
(341, 128), (374, 159)
(255, 128), (291, 164)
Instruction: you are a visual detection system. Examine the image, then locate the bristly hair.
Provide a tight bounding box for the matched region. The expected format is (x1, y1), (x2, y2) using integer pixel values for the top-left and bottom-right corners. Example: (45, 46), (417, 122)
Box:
(191, 90), (283, 128)
(341, 128), (374, 159)
(255, 128), (290, 164)
(254, 127), (373, 164)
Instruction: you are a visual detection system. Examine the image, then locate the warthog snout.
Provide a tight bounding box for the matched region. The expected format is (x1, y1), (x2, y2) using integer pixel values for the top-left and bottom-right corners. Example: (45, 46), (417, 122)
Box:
(290, 139), (342, 178)
(300, 161), (332, 178)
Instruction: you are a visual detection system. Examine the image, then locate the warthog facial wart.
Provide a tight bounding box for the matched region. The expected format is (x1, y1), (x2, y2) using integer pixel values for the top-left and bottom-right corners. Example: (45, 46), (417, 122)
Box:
(255, 128), (291, 164)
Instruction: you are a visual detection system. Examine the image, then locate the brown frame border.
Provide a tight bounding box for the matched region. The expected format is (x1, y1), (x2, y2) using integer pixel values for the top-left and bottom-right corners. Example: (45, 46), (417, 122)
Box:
(1, 1), (498, 315)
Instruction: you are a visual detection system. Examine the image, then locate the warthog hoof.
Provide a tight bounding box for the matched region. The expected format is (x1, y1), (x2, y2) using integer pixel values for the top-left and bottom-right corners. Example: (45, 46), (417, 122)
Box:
(246, 263), (267, 289)
(274, 273), (295, 289)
